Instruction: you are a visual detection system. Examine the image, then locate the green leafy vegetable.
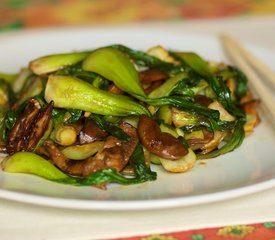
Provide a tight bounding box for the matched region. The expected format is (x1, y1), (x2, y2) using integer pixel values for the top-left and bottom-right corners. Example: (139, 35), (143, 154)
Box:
(0, 43), (255, 188)
(0, 72), (17, 84)
(82, 47), (146, 97)
(143, 96), (220, 120)
(61, 144), (157, 186)
(111, 44), (186, 74)
(129, 143), (157, 181)
(0, 80), (11, 140)
(45, 75), (150, 116)
(29, 52), (89, 75)
(173, 52), (210, 76)
(198, 119), (245, 159)
(3, 152), (69, 180)
(92, 114), (130, 142)
(148, 72), (188, 98)
(175, 50), (245, 117)
(227, 66), (248, 101)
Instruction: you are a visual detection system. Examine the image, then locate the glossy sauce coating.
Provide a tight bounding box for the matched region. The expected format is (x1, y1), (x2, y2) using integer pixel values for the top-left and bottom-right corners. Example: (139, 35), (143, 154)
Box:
(138, 115), (188, 160)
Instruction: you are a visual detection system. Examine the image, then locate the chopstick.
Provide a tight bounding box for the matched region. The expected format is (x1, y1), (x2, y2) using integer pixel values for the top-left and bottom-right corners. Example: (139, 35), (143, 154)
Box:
(221, 34), (275, 86)
(220, 34), (275, 120)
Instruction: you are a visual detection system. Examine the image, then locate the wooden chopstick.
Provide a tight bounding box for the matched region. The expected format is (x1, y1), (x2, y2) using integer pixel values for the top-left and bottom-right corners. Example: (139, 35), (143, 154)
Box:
(221, 34), (275, 86)
(220, 34), (275, 120)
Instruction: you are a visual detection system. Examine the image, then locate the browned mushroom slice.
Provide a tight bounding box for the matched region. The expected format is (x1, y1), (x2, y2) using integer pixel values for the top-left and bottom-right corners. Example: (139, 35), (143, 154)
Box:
(187, 129), (214, 150)
(83, 123), (138, 177)
(194, 95), (213, 107)
(138, 115), (188, 160)
(44, 140), (70, 171)
(35, 146), (51, 159)
(82, 136), (125, 176)
(139, 69), (168, 82)
(7, 99), (41, 154)
(45, 132), (134, 177)
(25, 101), (54, 151)
(81, 156), (106, 176)
(79, 119), (108, 144)
(142, 81), (164, 94)
(7, 100), (54, 154)
(44, 123), (138, 177)
(44, 140), (84, 176)
(119, 122), (139, 161)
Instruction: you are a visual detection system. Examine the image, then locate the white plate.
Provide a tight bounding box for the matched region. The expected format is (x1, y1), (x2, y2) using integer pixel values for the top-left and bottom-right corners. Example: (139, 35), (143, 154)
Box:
(0, 28), (275, 210)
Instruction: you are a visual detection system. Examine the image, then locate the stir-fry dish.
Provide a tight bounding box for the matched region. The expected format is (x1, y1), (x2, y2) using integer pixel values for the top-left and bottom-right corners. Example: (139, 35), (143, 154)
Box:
(0, 45), (260, 187)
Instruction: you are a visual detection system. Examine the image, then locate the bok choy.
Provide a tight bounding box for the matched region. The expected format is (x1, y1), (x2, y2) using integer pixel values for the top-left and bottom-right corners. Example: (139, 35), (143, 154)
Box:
(0, 43), (259, 188)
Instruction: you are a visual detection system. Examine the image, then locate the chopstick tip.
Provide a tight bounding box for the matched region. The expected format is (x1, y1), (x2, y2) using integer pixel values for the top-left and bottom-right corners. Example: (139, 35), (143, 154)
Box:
(219, 33), (232, 43)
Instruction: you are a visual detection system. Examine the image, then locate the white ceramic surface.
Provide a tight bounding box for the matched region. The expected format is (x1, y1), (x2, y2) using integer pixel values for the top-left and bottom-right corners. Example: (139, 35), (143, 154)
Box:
(0, 28), (275, 210)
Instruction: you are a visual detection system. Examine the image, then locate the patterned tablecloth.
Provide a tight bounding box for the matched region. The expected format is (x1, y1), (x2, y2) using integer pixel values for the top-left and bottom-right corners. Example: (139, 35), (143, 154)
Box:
(116, 223), (275, 240)
(1, 1), (275, 239)
(1, 0), (275, 30)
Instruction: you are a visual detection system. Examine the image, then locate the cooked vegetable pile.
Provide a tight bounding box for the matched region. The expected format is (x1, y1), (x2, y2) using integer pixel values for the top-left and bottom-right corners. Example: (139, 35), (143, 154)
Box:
(0, 45), (260, 187)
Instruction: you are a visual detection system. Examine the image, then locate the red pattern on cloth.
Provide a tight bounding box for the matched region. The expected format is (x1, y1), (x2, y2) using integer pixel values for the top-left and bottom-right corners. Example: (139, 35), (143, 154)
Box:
(116, 223), (275, 240)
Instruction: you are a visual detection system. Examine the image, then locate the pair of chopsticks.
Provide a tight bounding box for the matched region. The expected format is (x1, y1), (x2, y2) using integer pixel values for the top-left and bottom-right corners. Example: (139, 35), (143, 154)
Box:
(220, 34), (275, 120)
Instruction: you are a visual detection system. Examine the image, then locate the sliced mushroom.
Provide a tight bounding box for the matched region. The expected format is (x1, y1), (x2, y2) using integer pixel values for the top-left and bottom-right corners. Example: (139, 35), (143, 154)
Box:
(44, 123), (138, 177)
(138, 115), (188, 160)
(35, 146), (51, 159)
(119, 122), (139, 160)
(82, 137), (125, 176)
(83, 122), (138, 176)
(44, 140), (88, 176)
(139, 69), (168, 82)
(25, 101), (54, 151)
(142, 81), (164, 94)
(7, 99), (41, 154)
(79, 119), (108, 144)
(187, 129), (214, 150)
(44, 140), (72, 172)
(7, 99), (54, 154)
(194, 95), (213, 107)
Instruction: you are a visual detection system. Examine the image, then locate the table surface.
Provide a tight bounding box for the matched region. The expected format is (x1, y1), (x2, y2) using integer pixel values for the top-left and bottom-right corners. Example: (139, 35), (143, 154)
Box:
(1, 1), (275, 239)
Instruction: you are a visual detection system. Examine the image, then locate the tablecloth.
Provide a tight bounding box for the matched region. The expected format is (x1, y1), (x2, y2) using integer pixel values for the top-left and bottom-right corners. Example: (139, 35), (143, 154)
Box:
(1, 1), (275, 239)
(1, 0), (275, 30)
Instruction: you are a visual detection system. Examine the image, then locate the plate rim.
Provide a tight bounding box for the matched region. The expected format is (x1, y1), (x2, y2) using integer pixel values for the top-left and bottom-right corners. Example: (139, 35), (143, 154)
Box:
(1, 176), (275, 210)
